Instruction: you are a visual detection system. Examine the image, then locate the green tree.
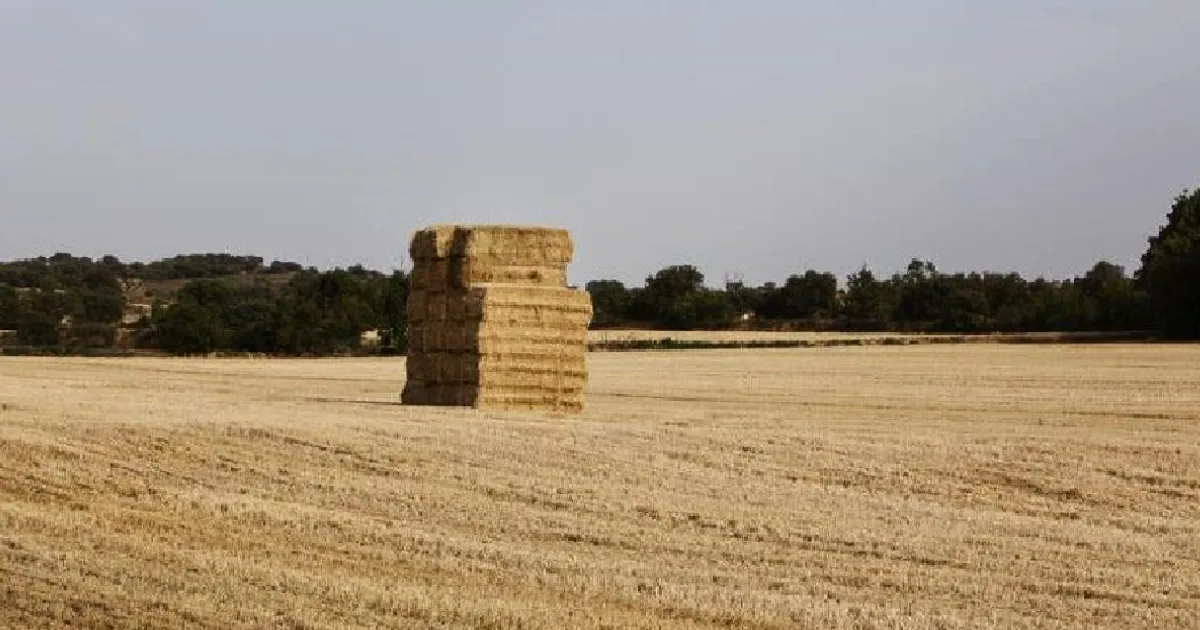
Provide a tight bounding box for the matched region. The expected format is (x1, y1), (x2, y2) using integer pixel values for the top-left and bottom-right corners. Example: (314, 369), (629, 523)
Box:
(1076, 261), (1147, 331)
(155, 299), (226, 354)
(933, 274), (990, 332)
(0, 285), (19, 329)
(724, 281), (763, 319)
(75, 289), (125, 324)
(586, 280), (629, 327)
(894, 259), (941, 325)
(640, 265), (710, 328)
(1138, 188), (1200, 337)
(841, 266), (894, 327)
(17, 291), (70, 346)
(981, 273), (1031, 331)
(687, 290), (735, 329)
(152, 279), (244, 353)
(380, 271), (409, 351)
(274, 270), (378, 354)
(226, 285), (280, 353)
(760, 271), (838, 320)
(645, 265), (704, 300)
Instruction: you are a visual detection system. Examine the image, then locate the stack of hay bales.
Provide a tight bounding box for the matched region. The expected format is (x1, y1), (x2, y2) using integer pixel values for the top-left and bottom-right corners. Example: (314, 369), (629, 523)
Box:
(402, 225), (593, 413)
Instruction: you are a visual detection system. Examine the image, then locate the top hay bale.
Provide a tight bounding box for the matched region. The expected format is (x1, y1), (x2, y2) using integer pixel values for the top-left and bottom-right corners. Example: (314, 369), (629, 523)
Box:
(409, 225), (574, 265)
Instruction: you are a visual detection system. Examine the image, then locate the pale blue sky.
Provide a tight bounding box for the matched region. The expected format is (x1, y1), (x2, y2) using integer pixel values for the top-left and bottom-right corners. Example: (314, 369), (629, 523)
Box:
(1, 1), (1197, 286)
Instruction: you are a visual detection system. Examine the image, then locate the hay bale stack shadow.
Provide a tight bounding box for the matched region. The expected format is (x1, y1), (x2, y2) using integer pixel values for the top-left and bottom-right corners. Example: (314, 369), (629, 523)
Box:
(401, 225), (593, 414)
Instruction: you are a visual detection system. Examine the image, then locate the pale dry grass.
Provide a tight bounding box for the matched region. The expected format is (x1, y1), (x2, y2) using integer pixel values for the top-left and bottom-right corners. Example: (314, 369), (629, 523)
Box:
(1, 346), (1198, 629)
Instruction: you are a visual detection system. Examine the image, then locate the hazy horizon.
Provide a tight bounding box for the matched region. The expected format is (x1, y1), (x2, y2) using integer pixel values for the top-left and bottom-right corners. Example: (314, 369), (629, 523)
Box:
(2, 1), (1198, 286)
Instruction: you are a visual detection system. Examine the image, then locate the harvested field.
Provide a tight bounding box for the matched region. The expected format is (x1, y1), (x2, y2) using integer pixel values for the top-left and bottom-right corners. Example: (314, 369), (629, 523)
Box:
(586, 329), (1153, 350)
(1, 346), (1199, 629)
(587, 329), (933, 348)
(588, 329), (918, 343)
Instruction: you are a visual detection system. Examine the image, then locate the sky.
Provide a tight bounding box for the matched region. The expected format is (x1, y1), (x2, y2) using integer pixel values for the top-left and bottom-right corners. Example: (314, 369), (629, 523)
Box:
(1, 1), (1198, 287)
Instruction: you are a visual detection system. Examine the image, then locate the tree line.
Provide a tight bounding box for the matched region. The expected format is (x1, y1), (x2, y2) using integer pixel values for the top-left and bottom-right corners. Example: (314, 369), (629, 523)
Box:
(1, 187), (1198, 353)
(590, 258), (1151, 333)
(596, 187), (1199, 337)
(0, 254), (407, 354)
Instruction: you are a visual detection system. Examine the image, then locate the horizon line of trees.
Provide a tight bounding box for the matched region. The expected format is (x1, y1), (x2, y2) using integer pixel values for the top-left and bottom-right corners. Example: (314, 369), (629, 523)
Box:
(1, 187), (1198, 353)
(586, 257), (1151, 334)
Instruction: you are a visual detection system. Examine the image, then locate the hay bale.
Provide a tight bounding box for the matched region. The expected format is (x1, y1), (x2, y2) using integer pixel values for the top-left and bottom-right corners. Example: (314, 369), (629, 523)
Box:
(448, 260), (568, 289)
(448, 225), (574, 262)
(408, 225), (457, 261)
(401, 225), (591, 413)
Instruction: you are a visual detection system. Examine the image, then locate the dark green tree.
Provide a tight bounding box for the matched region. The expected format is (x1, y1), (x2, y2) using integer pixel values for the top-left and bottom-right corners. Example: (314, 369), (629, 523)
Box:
(645, 265), (705, 300)
(1077, 261), (1147, 331)
(380, 271), (409, 351)
(640, 265), (710, 328)
(894, 259), (941, 326)
(155, 299), (226, 354)
(760, 271), (838, 320)
(274, 270), (378, 354)
(841, 266), (894, 327)
(724, 281), (764, 319)
(981, 273), (1032, 331)
(586, 280), (630, 327)
(0, 285), (19, 330)
(75, 290), (125, 324)
(687, 290), (735, 329)
(153, 279), (239, 353)
(933, 274), (990, 332)
(226, 284), (280, 353)
(18, 292), (70, 346)
(1137, 188), (1200, 337)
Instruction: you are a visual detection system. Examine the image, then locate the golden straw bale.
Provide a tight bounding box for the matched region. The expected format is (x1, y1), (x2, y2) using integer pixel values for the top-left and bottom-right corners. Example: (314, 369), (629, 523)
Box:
(408, 225), (457, 261)
(448, 260), (568, 289)
(448, 226), (574, 262)
(402, 224), (591, 413)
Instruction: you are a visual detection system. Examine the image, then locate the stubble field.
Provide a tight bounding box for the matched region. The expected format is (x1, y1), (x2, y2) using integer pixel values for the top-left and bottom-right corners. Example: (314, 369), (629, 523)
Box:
(1, 345), (1198, 629)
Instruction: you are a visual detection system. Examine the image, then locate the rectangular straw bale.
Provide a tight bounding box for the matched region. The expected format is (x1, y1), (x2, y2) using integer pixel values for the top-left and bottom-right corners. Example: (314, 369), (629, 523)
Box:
(408, 265), (431, 291)
(444, 384), (479, 407)
(405, 351), (429, 377)
(450, 250), (573, 267)
(415, 383), (446, 406)
(407, 327), (429, 353)
(448, 260), (568, 289)
(475, 306), (592, 328)
(416, 327), (452, 353)
(424, 292), (449, 323)
(410, 259), (451, 291)
(448, 226), (573, 262)
(434, 326), (459, 352)
(436, 327), (467, 353)
(464, 284), (593, 309)
(406, 327), (425, 353)
(406, 290), (429, 321)
(402, 225), (591, 413)
(473, 372), (587, 390)
(469, 322), (591, 339)
(400, 380), (427, 405)
(446, 295), (477, 323)
(473, 391), (585, 413)
(409, 226), (457, 261)
(461, 336), (587, 355)
(451, 355), (587, 381)
(461, 286), (593, 324)
(469, 325), (588, 344)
